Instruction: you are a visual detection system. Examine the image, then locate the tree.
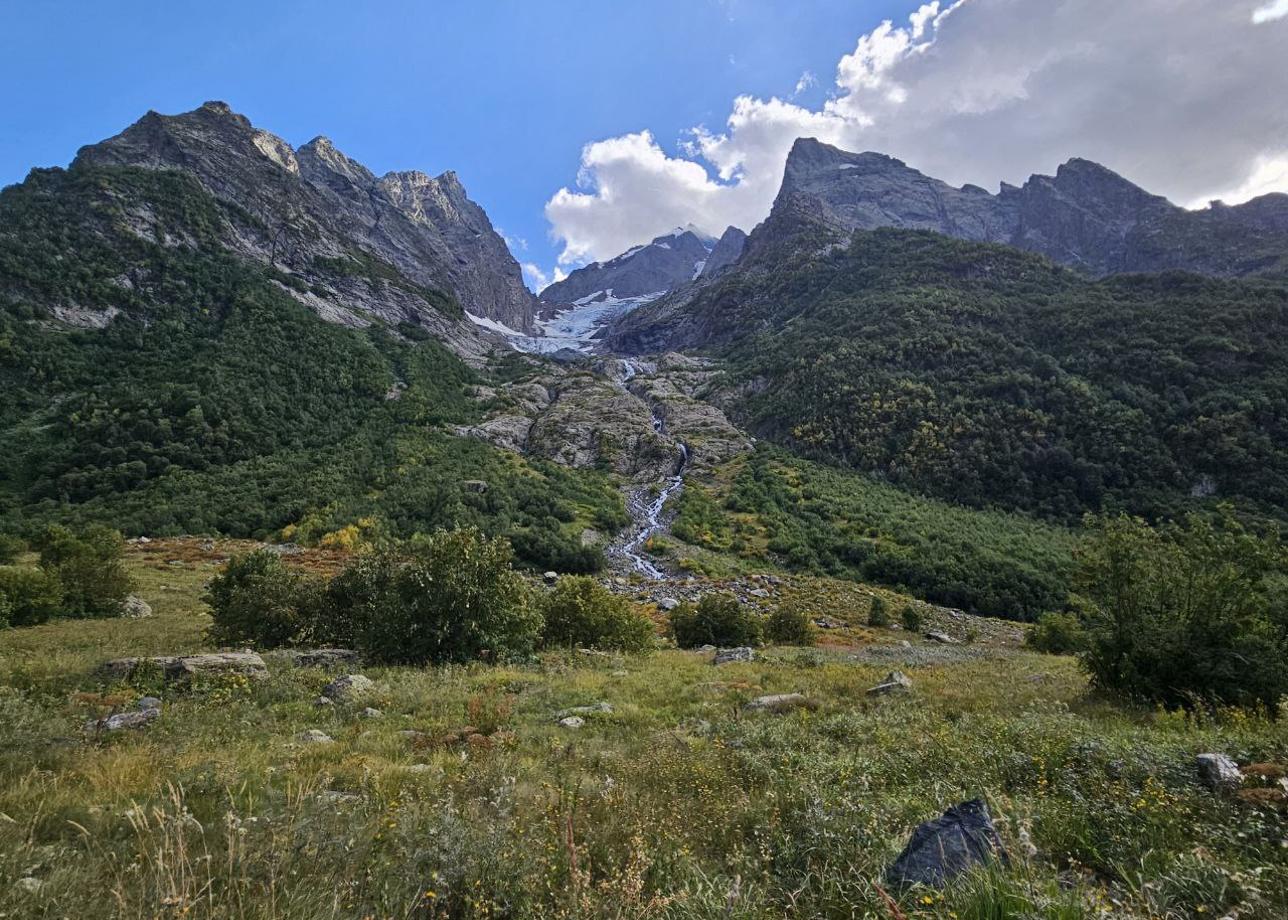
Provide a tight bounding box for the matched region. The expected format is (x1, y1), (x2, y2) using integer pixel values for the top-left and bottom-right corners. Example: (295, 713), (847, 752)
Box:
(0, 566), (63, 627)
(538, 576), (655, 652)
(669, 594), (763, 649)
(1076, 511), (1288, 712)
(868, 596), (891, 627)
(765, 606), (815, 645)
(33, 524), (131, 618)
(205, 550), (321, 648)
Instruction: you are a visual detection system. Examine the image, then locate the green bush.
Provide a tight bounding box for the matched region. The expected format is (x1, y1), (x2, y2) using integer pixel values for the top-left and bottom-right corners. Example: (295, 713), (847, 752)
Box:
(204, 550), (321, 648)
(0, 534), (24, 565)
(1027, 612), (1087, 655)
(765, 606), (815, 646)
(669, 594), (762, 649)
(900, 605), (923, 633)
(33, 524), (131, 618)
(867, 596), (891, 627)
(352, 528), (539, 665)
(1076, 511), (1288, 712)
(0, 566), (64, 627)
(539, 576), (655, 652)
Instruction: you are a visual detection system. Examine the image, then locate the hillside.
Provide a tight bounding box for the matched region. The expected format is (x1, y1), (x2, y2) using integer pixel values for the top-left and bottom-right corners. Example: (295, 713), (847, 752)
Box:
(614, 228), (1288, 525)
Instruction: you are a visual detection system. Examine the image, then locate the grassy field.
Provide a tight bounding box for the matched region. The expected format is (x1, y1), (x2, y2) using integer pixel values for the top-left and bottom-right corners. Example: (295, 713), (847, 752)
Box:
(1, 543), (1286, 919)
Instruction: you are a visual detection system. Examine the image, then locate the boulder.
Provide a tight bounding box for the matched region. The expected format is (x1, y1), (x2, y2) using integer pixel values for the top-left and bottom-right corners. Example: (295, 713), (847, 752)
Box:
(459, 479), (489, 493)
(558, 716), (585, 729)
(136, 696), (163, 711)
(714, 647), (755, 665)
(86, 706), (161, 733)
(744, 693), (809, 713)
(924, 631), (958, 644)
(99, 652), (269, 683)
(867, 671), (913, 696)
(321, 674), (375, 702)
(283, 648), (360, 669)
(122, 595), (153, 618)
(295, 729), (334, 745)
(886, 799), (1009, 889)
(658, 598), (680, 611)
(359, 707), (383, 720)
(556, 702), (613, 720)
(543, 571), (560, 585)
(1197, 753), (1243, 793)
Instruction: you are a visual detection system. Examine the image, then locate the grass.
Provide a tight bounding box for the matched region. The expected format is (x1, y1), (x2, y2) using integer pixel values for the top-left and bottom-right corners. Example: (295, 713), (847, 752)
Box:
(1, 545), (1286, 918)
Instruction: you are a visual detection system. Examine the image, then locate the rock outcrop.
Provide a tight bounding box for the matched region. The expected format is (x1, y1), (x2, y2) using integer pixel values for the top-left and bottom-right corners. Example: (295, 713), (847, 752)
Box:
(540, 227), (719, 305)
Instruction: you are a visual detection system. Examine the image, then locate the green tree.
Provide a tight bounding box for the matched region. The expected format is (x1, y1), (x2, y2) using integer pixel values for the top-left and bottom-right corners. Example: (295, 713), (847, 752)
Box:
(33, 524), (131, 618)
(204, 550), (321, 648)
(765, 606), (815, 646)
(868, 596), (891, 628)
(1076, 511), (1288, 712)
(538, 575), (655, 652)
(0, 566), (63, 628)
(669, 594), (763, 649)
(900, 604), (923, 633)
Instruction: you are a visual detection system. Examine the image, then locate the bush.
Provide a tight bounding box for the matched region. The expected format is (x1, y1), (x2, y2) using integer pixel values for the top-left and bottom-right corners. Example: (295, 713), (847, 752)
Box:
(765, 606), (815, 646)
(1027, 612), (1087, 655)
(33, 524), (131, 618)
(669, 594), (763, 649)
(867, 596), (891, 628)
(0, 534), (24, 565)
(900, 604), (923, 633)
(1076, 512), (1288, 712)
(205, 551), (321, 648)
(539, 576), (655, 652)
(351, 528), (539, 665)
(0, 566), (64, 628)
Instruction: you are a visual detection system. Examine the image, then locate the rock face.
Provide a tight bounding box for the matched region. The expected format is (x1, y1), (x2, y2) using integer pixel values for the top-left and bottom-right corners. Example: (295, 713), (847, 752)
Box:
(698, 226), (748, 279)
(747, 137), (1288, 279)
(71, 101), (537, 340)
(540, 227), (720, 305)
(886, 799), (1009, 889)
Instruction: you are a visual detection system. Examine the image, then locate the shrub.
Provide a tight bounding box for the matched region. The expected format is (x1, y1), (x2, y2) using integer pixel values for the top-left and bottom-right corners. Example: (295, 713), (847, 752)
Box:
(1027, 612), (1087, 655)
(765, 606), (815, 646)
(353, 528), (539, 665)
(669, 594), (762, 648)
(538, 576), (655, 652)
(205, 550), (321, 648)
(867, 596), (891, 627)
(0, 566), (64, 627)
(33, 524), (131, 618)
(900, 604), (923, 633)
(0, 534), (24, 565)
(1076, 511), (1288, 712)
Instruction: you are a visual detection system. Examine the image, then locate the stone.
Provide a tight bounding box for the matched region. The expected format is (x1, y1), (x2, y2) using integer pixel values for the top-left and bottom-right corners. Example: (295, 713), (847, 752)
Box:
(886, 799), (1009, 889)
(744, 693), (809, 713)
(86, 707), (160, 733)
(1197, 753), (1243, 793)
(314, 696), (335, 708)
(558, 716), (585, 729)
(749, 588), (770, 599)
(122, 595), (153, 618)
(459, 479), (489, 493)
(543, 571), (560, 585)
(813, 617), (843, 630)
(14, 877), (42, 895)
(295, 729), (334, 745)
(321, 674), (375, 702)
(316, 791), (364, 806)
(283, 648), (360, 669)
(658, 598), (681, 611)
(136, 696), (163, 711)
(556, 702), (613, 720)
(867, 671), (913, 696)
(714, 647), (755, 665)
(99, 652), (268, 683)
(358, 707), (383, 720)
(924, 631), (958, 644)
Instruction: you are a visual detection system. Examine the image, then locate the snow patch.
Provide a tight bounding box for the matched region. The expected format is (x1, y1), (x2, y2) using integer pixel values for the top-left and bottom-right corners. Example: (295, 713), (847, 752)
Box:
(465, 311), (526, 338)
(505, 290), (665, 355)
(691, 260), (707, 279)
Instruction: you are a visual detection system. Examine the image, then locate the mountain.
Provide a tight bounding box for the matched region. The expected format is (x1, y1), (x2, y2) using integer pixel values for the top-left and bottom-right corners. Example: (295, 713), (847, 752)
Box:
(72, 101), (538, 334)
(539, 226), (720, 305)
(698, 226), (749, 278)
(744, 138), (1288, 278)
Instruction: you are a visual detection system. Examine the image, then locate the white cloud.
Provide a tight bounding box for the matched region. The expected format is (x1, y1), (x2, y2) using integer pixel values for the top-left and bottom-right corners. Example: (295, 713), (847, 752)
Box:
(521, 262), (565, 294)
(1253, 0), (1288, 23)
(793, 71), (817, 97)
(545, 0), (1288, 265)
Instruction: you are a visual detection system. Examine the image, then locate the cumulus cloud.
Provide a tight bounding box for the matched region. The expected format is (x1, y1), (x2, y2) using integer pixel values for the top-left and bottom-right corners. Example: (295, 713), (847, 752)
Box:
(545, 0), (1288, 265)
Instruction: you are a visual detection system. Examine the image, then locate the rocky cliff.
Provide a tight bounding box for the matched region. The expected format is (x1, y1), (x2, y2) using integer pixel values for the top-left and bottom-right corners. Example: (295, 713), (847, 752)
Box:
(73, 101), (537, 333)
(540, 227), (718, 305)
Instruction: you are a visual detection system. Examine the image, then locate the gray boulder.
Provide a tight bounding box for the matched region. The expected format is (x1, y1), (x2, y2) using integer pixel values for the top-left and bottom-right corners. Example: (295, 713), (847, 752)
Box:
(87, 707), (161, 733)
(924, 631), (958, 644)
(295, 729), (334, 745)
(122, 595), (153, 618)
(867, 671), (913, 696)
(556, 702), (613, 720)
(99, 652), (268, 683)
(322, 674), (375, 702)
(1196, 753), (1243, 793)
(744, 693), (809, 713)
(886, 799), (1009, 889)
(558, 716), (585, 729)
(658, 598), (680, 612)
(714, 647), (755, 665)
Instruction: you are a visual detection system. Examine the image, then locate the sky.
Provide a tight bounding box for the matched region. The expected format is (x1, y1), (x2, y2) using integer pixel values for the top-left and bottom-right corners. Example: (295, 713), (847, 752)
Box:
(3, 0), (1287, 292)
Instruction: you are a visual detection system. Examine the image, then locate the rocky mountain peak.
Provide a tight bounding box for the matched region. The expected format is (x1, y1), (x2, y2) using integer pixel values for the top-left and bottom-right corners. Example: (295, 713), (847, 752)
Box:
(539, 227), (722, 305)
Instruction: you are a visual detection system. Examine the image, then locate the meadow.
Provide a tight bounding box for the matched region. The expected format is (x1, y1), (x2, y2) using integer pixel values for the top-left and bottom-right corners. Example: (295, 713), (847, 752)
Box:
(1, 541), (1286, 919)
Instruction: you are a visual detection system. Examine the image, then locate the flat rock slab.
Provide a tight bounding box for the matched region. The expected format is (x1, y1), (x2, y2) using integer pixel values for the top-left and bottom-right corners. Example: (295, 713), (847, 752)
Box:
(714, 647), (755, 665)
(99, 652), (268, 683)
(295, 730), (334, 745)
(886, 799), (1009, 889)
(281, 649), (360, 669)
(86, 705), (161, 733)
(556, 702), (613, 720)
(744, 693), (810, 713)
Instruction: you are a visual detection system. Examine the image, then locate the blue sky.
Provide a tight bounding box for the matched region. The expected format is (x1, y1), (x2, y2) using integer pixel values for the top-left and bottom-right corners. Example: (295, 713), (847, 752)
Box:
(0, 0), (908, 284)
